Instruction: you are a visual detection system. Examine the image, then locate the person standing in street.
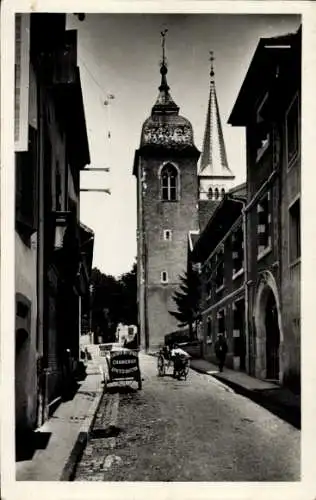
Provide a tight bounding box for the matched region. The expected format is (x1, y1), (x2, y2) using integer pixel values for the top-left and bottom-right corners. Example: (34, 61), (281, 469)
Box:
(214, 333), (228, 372)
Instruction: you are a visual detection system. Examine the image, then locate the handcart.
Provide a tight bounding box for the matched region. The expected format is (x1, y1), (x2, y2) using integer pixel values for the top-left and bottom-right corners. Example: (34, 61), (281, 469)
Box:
(157, 346), (190, 380)
(104, 347), (142, 390)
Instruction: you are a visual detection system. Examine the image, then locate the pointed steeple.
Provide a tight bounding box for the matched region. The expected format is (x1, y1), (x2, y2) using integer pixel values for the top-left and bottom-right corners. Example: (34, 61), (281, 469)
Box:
(152, 29), (179, 115)
(199, 52), (233, 177)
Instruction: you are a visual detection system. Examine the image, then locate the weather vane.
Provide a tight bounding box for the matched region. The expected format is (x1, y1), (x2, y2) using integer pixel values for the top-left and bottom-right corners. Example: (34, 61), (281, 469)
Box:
(161, 29), (168, 65)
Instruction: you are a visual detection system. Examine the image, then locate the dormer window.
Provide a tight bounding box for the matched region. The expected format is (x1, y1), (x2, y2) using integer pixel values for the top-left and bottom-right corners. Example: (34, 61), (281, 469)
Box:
(161, 163), (178, 201)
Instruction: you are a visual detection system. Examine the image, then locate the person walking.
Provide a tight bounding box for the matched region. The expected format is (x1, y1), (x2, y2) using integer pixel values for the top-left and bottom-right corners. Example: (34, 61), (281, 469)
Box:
(214, 333), (228, 372)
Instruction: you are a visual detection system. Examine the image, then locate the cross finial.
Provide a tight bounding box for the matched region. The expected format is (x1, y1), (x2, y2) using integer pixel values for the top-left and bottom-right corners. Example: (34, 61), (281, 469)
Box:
(209, 50), (215, 81)
(161, 29), (168, 65)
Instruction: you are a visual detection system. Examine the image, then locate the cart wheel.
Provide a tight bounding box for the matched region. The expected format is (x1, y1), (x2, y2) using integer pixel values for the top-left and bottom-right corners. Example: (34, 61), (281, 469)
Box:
(157, 355), (165, 377)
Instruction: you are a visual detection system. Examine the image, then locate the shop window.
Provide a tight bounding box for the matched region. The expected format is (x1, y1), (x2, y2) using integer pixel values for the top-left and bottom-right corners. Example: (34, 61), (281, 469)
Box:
(206, 316), (212, 343)
(161, 164), (178, 201)
(217, 309), (225, 335)
(257, 192), (272, 257)
(286, 94), (299, 167)
(289, 198), (300, 263)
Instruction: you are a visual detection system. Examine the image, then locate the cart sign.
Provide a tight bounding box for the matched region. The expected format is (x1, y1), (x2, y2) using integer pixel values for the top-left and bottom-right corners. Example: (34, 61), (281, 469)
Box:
(110, 350), (138, 377)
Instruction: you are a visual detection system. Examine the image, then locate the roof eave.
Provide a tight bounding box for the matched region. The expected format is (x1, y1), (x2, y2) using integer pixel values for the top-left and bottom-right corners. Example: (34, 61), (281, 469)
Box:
(228, 30), (299, 126)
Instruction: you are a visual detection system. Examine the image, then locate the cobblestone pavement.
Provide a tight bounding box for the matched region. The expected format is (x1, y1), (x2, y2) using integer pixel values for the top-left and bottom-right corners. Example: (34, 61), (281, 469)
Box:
(74, 353), (300, 481)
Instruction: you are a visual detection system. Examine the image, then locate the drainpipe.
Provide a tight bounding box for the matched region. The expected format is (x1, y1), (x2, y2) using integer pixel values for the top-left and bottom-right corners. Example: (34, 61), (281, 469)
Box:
(227, 195), (250, 374)
(36, 77), (46, 426)
(137, 156), (147, 351)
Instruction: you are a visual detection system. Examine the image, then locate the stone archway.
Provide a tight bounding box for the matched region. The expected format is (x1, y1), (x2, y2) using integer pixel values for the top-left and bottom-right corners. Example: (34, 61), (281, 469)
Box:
(254, 271), (283, 382)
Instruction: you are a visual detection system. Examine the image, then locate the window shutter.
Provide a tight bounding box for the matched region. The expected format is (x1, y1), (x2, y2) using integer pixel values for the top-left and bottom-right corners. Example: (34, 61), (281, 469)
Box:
(15, 14), (30, 152)
(16, 126), (38, 235)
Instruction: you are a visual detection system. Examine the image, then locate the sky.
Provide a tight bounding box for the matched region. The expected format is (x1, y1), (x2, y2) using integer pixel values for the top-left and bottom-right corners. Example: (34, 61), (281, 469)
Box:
(66, 14), (300, 278)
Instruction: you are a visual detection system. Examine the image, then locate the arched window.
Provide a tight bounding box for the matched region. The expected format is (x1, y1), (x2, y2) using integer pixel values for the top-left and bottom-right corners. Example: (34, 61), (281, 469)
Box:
(161, 164), (178, 201)
(221, 188), (225, 198)
(214, 188), (219, 200)
(208, 187), (213, 200)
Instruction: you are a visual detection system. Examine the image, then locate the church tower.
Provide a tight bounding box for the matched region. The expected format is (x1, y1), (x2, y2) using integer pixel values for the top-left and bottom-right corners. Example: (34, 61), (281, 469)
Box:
(198, 52), (235, 231)
(133, 31), (200, 350)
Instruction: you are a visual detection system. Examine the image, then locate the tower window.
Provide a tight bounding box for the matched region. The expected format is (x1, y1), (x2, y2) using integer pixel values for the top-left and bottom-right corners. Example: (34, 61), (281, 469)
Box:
(257, 191), (272, 257)
(208, 187), (213, 200)
(163, 229), (172, 241)
(161, 271), (168, 284)
(161, 164), (178, 201)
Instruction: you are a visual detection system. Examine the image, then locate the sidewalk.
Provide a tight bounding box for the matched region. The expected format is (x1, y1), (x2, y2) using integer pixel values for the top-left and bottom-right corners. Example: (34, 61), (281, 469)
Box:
(16, 360), (104, 481)
(189, 358), (301, 430)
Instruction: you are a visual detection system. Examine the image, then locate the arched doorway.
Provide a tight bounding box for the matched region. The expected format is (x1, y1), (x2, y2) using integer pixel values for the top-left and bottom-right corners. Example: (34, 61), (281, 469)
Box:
(254, 271), (283, 382)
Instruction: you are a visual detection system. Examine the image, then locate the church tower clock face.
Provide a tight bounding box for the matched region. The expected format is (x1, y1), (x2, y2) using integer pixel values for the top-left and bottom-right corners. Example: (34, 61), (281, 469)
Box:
(133, 31), (200, 350)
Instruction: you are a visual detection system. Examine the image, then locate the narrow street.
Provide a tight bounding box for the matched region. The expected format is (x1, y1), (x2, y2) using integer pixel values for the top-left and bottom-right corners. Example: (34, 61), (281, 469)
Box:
(74, 353), (300, 482)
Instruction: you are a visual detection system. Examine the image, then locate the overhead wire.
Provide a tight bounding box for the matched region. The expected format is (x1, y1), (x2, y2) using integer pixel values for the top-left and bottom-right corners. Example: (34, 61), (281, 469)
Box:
(78, 50), (114, 192)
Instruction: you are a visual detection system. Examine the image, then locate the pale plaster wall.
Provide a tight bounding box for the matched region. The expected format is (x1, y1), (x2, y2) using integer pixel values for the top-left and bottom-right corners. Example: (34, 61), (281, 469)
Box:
(15, 231), (38, 431)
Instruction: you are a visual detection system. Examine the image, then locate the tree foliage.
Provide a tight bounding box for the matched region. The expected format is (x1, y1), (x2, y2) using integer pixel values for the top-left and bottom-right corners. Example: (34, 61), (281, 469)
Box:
(169, 269), (201, 339)
(89, 261), (137, 343)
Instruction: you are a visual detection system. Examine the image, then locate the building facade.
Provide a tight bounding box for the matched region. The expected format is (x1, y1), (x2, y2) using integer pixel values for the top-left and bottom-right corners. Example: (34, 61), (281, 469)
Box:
(228, 28), (301, 389)
(191, 184), (247, 370)
(15, 13), (93, 439)
(133, 47), (200, 350)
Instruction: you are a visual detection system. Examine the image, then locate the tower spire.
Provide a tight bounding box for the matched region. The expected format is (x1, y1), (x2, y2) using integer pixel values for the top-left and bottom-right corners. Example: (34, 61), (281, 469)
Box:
(199, 51), (233, 177)
(159, 29), (169, 92)
(152, 28), (179, 114)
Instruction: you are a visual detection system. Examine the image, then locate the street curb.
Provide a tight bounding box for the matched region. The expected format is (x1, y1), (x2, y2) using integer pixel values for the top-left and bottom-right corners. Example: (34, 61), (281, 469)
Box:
(59, 382), (105, 481)
(190, 365), (301, 430)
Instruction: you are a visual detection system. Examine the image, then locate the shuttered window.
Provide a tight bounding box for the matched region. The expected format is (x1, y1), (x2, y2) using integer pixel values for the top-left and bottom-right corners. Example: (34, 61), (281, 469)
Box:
(257, 192), (271, 256)
(286, 95), (299, 167)
(215, 247), (225, 290)
(232, 225), (243, 275)
(16, 125), (38, 237)
(14, 14), (30, 152)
